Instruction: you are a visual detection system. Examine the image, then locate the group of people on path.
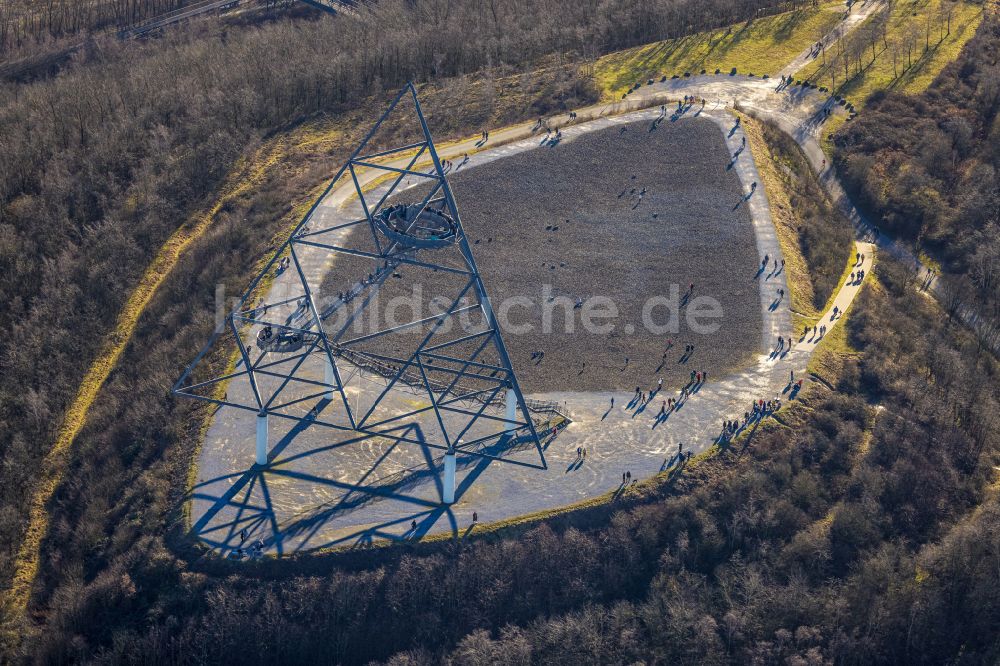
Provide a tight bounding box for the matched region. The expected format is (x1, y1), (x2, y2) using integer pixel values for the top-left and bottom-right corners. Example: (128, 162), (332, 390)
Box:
(718, 386), (789, 440)
(230, 529), (265, 560)
(759, 255), (784, 279)
(803, 323), (827, 342)
(623, 362), (709, 424)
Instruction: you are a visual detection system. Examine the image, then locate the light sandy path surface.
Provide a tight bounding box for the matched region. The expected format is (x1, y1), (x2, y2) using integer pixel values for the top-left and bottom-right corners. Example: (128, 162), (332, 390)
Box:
(189, 1), (909, 555)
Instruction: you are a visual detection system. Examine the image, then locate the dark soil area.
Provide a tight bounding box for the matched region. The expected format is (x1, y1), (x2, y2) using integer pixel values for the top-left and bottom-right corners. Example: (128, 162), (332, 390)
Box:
(320, 116), (762, 393)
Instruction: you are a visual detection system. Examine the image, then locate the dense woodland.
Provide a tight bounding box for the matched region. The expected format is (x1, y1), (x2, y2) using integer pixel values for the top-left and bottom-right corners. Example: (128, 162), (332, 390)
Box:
(0, 0), (191, 57)
(21, 255), (1000, 664)
(0, 0), (809, 61)
(2, 2), (1000, 664)
(834, 14), (1000, 326)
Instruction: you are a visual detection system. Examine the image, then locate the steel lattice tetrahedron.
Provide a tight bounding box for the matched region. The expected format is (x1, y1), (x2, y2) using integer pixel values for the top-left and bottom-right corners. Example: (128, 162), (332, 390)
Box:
(173, 83), (549, 472)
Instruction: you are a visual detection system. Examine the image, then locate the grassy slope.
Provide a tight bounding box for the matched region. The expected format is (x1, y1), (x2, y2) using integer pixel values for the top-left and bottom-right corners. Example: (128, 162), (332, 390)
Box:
(798, 0), (984, 103)
(820, 111), (849, 157)
(741, 113), (856, 335)
(594, 1), (846, 99)
(742, 114), (820, 331)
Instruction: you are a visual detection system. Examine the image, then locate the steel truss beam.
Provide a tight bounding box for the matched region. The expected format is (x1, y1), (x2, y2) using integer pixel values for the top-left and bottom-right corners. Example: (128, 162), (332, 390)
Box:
(174, 83), (549, 476)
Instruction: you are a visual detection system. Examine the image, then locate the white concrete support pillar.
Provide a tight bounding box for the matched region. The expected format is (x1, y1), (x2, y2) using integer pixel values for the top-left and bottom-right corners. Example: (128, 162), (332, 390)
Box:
(442, 448), (457, 504)
(324, 358), (336, 400)
(505, 388), (518, 434)
(256, 412), (268, 466)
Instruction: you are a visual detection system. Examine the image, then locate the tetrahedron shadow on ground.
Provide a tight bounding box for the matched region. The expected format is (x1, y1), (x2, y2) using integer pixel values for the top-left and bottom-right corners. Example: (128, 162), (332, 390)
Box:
(174, 83), (552, 484)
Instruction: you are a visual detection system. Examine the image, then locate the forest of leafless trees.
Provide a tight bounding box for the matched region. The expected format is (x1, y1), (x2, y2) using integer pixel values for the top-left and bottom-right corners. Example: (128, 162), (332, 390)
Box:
(2, 2), (999, 663)
(0, 0), (803, 653)
(835, 13), (1000, 326)
(0, 0), (193, 56)
(0, 0), (811, 58)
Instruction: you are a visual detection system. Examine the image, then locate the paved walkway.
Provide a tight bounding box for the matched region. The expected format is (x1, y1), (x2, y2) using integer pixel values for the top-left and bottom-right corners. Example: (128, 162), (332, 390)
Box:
(189, 0), (926, 555)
